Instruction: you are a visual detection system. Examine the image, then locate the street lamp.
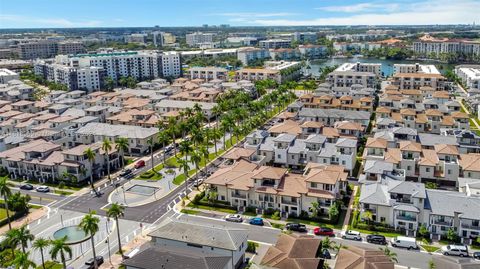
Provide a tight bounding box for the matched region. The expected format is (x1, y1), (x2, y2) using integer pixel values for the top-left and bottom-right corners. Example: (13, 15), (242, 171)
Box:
(105, 219), (112, 266)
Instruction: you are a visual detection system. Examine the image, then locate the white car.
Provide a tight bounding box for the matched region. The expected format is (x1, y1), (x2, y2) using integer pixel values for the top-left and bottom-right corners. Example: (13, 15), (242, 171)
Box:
(442, 245), (468, 257)
(391, 236), (418, 250)
(35, 185), (50, 193)
(225, 214), (243, 223)
(340, 230), (362, 241)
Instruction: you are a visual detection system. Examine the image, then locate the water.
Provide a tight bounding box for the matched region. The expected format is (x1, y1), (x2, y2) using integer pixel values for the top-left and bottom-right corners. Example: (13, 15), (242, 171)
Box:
(126, 184), (158, 195)
(308, 56), (454, 77)
(53, 226), (89, 244)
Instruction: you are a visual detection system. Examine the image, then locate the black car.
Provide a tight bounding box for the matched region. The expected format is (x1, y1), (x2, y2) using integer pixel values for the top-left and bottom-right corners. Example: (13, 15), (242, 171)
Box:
(473, 252), (480, 260)
(20, 184), (34, 190)
(119, 169), (133, 177)
(285, 223), (307, 233)
(85, 256), (104, 268)
(366, 234), (387, 245)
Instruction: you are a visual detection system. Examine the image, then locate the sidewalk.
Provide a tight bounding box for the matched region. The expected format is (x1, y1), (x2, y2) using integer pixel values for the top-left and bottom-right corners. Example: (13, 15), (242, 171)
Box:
(0, 206), (48, 234)
(342, 185), (358, 231)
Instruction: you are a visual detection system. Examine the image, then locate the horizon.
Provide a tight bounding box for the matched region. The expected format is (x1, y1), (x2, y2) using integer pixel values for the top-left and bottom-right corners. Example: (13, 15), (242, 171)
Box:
(1, 0), (480, 29)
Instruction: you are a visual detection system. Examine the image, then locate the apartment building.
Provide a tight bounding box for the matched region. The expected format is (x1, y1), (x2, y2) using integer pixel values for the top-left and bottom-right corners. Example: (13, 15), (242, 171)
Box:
(18, 40), (85, 59)
(455, 65), (480, 91)
(327, 63), (379, 89)
(0, 80), (35, 101)
(235, 61), (302, 83)
(0, 139), (119, 183)
(393, 63), (441, 75)
(237, 47), (270, 65)
(269, 48), (300, 61)
(359, 178), (480, 242)
(189, 66), (228, 81)
(299, 93), (374, 112)
(298, 45), (328, 59)
(259, 39), (292, 49)
(292, 32), (318, 43)
(205, 159), (347, 217)
(0, 69), (19, 84)
(186, 32), (214, 46)
(57, 41), (85, 55)
(154, 100), (217, 120)
(413, 39), (480, 58)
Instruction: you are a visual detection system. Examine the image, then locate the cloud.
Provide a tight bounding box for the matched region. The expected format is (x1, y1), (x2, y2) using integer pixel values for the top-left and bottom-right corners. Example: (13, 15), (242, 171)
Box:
(316, 3), (399, 13)
(249, 0), (480, 26)
(213, 12), (299, 18)
(0, 14), (102, 28)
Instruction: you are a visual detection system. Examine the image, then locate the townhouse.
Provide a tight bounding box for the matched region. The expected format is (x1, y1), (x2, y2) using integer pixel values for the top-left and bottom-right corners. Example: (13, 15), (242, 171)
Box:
(189, 66), (228, 81)
(205, 159), (347, 217)
(0, 139), (119, 183)
(154, 99), (217, 120)
(299, 93), (374, 112)
(327, 63), (379, 89)
(455, 65), (480, 91)
(359, 178), (480, 243)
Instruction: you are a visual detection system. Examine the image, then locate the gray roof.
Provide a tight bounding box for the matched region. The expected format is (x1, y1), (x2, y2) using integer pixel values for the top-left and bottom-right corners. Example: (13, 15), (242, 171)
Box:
(305, 134), (326, 144)
(374, 131), (395, 142)
(122, 246), (231, 269)
(247, 130), (268, 139)
(76, 122), (158, 139)
(318, 143), (336, 158)
(393, 204), (420, 213)
(289, 139), (306, 154)
(273, 133), (296, 143)
(61, 108), (86, 118)
(376, 118), (396, 126)
(418, 133), (458, 147)
(387, 180), (426, 199)
(259, 137), (275, 151)
(148, 220), (247, 251)
(359, 182), (390, 206)
(363, 160), (393, 174)
(426, 189), (480, 220)
(298, 108), (371, 122)
(335, 138), (357, 148)
(391, 127), (417, 136)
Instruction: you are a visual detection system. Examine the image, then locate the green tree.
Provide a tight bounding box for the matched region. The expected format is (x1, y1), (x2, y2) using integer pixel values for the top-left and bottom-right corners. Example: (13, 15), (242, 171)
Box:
(78, 211), (100, 269)
(7, 192), (31, 212)
(207, 190), (218, 204)
(107, 203), (125, 256)
(310, 201), (319, 218)
(380, 247), (398, 263)
(103, 77), (115, 91)
(49, 237), (72, 269)
(0, 176), (13, 230)
(418, 224), (429, 239)
(446, 228), (458, 243)
(147, 137), (155, 171)
(102, 139), (113, 181)
(361, 210), (373, 225)
(12, 251), (36, 269)
(32, 238), (50, 269)
(328, 202), (339, 220)
(177, 158), (190, 194)
(84, 148), (97, 193)
(157, 131), (170, 166)
(167, 117), (178, 156)
(115, 137), (129, 170)
(429, 259), (436, 269)
(190, 150), (202, 188)
(13, 225), (35, 254)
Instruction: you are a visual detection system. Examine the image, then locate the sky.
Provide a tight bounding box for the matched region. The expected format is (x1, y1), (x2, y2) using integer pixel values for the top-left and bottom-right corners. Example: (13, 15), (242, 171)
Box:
(1, 0), (480, 28)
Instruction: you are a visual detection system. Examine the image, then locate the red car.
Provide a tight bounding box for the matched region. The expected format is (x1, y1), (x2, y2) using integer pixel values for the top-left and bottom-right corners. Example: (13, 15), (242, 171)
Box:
(314, 227), (335, 237)
(134, 160), (145, 169)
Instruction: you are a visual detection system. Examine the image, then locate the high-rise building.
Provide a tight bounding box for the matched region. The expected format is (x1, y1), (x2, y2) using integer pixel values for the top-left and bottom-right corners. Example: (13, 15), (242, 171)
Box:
(186, 32), (214, 46)
(18, 40), (85, 59)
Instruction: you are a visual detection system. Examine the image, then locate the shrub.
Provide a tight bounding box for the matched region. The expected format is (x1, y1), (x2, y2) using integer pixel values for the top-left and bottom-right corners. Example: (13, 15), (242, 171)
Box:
(288, 212), (297, 218)
(271, 211), (281, 220)
(58, 181), (65, 189)
(299, 210), (309, 219)
(165, 169), (175, 174)
(192, 191), (205, 204)
(263, 208), (275, 216)
(245, 206), (257, 214)
(246, 241), (258, 253)
(139, 171), (155, 179)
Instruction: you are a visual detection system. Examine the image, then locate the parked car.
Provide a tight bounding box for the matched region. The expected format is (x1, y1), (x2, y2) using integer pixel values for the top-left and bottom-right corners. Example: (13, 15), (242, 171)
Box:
(366, 234), (387, 245)
(35, 186), (50, 193)
(249, 218), (264, 226)
(442, 245), (469, 257)
(193, 178), (204, 187)
(340, 230), (362, 241)
(119, 169), (133, 177)
(313, 227), (335, 237)
(134, 160), (145, 169)
(84, 256), (104, 269)
(319, 249), (331, 259)
(225, 214), (243, 223)
(390, 236), (418, 250)
(473, 252), (480, 260)
(20, 184), (34, 190)
(285, 223), (307, 233)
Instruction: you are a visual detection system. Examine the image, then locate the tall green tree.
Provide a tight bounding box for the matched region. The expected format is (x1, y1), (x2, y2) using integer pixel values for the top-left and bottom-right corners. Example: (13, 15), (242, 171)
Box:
(49, 237), (72, 269)
(167, 117), (178, 156)
(107, 203), (125, 256)
(190, 150), (202, 188)
(84, 148), (97, 193)
(102, 139), (113, 181)
(147, 137), (155, 171)
(157, 131), (170, 166)
(0, 177), (12, 230)
(12, 251), (36, 269)
(15, 225), (35, 254)
(32, 238), (50, 269)
(177, 158), (190, 194)
(79, 211), (100, 269)
(115, 137), (129, 170)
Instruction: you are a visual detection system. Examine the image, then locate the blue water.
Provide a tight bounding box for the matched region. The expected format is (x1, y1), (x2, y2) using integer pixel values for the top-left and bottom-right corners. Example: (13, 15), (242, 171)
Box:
(53, 226), (89, 243)
(308, 56), (453, 77)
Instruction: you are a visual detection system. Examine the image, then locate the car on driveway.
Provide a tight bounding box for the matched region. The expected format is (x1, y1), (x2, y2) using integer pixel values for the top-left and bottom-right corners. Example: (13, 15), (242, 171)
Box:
(285, 223), (307, 233)
(249, 217), (264, 226)
(35, 186), (50, 193)
(20, 184), (34, 190)
(313, 227), (335, 237)
(366, 234), (387, 245)
(134, 160), (145, 169)
(340, 230), (362, 241)
(225, 214), (243, 223)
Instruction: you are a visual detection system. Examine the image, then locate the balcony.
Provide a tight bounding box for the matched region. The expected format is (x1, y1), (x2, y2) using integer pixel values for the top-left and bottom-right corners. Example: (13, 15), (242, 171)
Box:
(281, 198), (298, 205)
(396, 214), (417, 222)
(461, 223), (480, 230)
(432, 220), (453, 226)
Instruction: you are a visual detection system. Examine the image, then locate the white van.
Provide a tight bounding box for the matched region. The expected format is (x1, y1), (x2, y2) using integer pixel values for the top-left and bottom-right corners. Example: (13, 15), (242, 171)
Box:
(441, 245), (469, 257)
(390, 236), (418, 250)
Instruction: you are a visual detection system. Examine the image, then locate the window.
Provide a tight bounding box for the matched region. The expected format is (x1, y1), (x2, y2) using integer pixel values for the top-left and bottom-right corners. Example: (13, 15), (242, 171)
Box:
(426, 168), (430, 172)
(277, 154), (281, 159)
(447, 170), (451, 175)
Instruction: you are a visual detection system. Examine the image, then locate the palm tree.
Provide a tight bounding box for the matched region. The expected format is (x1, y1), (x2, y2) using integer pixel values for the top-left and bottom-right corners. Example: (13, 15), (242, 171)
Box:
(33, 238), (50, 269)
(211, 128), (222, 155)
(157, 131), (170, 166)
(79, 211), (100, 269)
(220, 117), (234, 150)
(179, 140), (192, 164)
(167, 117), (178, 155)
(310, 201), (319, 218)
(115, 137), (129, 170)
(380, 247), (398, 263)
(12, 251), (36, 269)
(190, 150), (202, 188)
(49, 236), (72, 269)
(6, 228), (20, 256)
(102, 139), (113, 182)
(84, 148), (97, 193)
(177, 158), (190, 194)
(361, 210), (374, 225)
(0, 176), (12, 230)
(107, 203), (125, 256)
(199, 145), (209, 174)
(16, 225), (35, 254)
(147, 137), (155, 171)
(190, 127), (204, 148)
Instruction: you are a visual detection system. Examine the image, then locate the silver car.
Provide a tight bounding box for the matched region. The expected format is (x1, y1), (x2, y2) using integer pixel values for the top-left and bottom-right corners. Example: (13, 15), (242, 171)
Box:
(225, 214), (243, 223)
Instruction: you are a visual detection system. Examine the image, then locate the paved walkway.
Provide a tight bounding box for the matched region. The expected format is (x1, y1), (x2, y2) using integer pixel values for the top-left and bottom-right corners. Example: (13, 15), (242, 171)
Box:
(0, 207), (48, 234)
(342, 186), (358, 231)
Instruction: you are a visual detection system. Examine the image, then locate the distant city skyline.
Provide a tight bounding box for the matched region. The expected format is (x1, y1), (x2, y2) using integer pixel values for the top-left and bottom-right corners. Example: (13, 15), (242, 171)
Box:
(1, 0), (479, 28)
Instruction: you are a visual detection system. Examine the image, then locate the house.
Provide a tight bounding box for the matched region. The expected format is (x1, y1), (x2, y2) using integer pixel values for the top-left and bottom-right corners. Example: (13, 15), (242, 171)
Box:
(260, 233), (321, 269)
(333, 245), (394, 269)
(147, 219), (248, 269)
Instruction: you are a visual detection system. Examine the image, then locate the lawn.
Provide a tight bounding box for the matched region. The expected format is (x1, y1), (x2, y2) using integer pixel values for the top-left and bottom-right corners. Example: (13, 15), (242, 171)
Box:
(351, 227), (404, 238)
(24, 180), (82, 191)
(180, 209), (200, 215)
(37, 261), (63, 269)
(173, 169), (198, 185)
(187, 203), (237, 214)
(0, 208), (14, 221)
(54, 190), (73, 196)
(270, 222), (284, 229)
(421, 245), (440, 253)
